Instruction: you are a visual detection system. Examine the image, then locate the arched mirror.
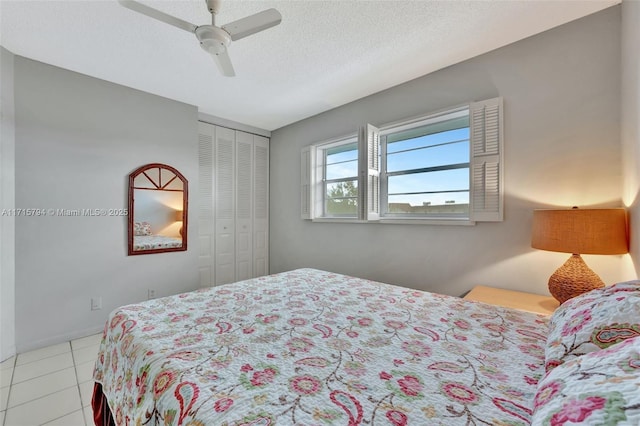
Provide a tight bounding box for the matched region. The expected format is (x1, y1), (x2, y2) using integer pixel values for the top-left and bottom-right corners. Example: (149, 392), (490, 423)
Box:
(128, 163), (188, 255)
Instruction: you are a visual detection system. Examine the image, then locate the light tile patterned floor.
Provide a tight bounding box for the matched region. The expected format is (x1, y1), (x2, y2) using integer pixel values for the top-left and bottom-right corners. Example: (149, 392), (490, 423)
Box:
(0, 333), (102, 426)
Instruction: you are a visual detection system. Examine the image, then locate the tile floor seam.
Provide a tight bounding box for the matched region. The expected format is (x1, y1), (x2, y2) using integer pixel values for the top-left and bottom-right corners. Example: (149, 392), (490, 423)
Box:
(3, 334), (100, 426)
(70, 347), (87, 423)
(72, 343), (98, 351)
(4, 386), (83, 426)
(6, 367), (78, 410)
(10, 367), (73, 387)
(2, 367), (13, 426)
(0, 357), (16, 370)
(42, 408), (85, 426)
(11, 354), (75, 385)
(5, 383), (78, 411)
(15, 343), (71, 368)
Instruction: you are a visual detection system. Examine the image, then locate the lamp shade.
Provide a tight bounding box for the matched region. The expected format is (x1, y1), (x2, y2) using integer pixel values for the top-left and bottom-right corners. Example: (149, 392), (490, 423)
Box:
(175, 210), (184, 222)
(531, 208), (628, 255)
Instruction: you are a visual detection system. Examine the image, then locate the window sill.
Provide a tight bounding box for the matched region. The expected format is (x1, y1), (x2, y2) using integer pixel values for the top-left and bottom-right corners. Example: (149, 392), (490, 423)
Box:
(379, 218), (476, 226)
(309, 217), (476, 226)
(312, 218), (366, 224)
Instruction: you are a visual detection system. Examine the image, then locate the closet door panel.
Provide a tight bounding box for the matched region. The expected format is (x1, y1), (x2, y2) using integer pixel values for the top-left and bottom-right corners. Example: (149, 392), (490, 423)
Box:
(235, 131), (253, 281)
(253, 135), (269, 277)
(197, 122), (215, 287)
(215, 127), (236, 285)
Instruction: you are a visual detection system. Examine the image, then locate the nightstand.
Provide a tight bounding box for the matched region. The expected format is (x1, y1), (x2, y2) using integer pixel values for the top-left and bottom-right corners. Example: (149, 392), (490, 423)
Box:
(463, 285), (559, 316)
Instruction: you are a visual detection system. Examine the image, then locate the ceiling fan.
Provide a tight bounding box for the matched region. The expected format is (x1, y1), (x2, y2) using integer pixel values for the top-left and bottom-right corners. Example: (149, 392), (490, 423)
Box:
(118, 0), (282, 77)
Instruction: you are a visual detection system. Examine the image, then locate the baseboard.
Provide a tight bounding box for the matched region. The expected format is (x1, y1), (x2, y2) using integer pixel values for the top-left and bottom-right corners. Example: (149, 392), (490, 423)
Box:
(1, 344), (16, 363)
(17, 325), (104, 354)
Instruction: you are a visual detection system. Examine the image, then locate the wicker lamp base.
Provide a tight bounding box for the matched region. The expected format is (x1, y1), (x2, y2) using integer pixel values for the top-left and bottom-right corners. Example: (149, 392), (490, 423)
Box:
(548, 254), (605, 304)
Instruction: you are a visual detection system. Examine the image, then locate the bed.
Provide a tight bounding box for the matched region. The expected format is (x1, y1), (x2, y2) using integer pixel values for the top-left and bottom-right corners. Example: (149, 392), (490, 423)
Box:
(132, 235), (183, 251)
(92, 268), (640, 425)
(132, 222), (182, 251)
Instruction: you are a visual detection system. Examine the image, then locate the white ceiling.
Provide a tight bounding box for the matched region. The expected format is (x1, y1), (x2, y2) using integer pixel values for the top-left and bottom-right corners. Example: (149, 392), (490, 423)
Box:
(0, 0), (619, 131)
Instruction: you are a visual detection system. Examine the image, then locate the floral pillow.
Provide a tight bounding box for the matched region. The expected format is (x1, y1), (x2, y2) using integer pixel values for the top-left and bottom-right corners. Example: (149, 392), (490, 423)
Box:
(531, 336), (640, 425)
(544, 281), (640, 372)
(134, 221), (152, 236)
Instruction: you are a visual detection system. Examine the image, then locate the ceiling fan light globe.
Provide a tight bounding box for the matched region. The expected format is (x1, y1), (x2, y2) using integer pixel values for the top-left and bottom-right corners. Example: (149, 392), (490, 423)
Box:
(195, 25), (230, 43)
(200, 40), (226, 55)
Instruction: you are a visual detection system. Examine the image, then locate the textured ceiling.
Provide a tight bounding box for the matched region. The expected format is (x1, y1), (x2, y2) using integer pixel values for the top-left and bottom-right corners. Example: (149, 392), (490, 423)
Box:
(0, 0), (619, 131)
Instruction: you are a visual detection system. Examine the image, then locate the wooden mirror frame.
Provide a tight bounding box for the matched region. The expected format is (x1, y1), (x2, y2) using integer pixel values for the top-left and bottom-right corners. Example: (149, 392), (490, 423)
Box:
(128, 163), (188, 255)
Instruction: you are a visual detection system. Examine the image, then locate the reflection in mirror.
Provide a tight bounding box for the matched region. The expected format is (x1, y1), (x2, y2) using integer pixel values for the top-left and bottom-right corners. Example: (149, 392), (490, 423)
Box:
(128, 163), (188, 255)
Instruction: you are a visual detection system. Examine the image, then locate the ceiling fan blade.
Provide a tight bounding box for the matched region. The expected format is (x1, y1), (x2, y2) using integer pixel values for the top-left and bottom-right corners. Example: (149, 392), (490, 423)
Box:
(221, 8), (282, 41)
(212, 50), (236, 77)
(118, 0), (197, 33)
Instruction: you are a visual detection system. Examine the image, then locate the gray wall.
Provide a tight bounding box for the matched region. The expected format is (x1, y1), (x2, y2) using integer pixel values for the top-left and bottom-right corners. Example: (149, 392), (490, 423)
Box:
(1, 47), (16, 361)
(622, 0), (640, 270)
(14, 57), (200, 352)
(270, 6), (635, 297)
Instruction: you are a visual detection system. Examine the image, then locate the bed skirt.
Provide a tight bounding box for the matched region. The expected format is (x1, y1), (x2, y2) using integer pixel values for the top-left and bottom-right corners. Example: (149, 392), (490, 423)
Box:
(91, 383), (115, 426)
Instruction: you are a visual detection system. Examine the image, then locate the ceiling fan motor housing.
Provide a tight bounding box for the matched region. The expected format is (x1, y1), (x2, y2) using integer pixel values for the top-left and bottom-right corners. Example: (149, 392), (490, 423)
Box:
(206, 0), (221, 15)
(195, 25), (231, 55)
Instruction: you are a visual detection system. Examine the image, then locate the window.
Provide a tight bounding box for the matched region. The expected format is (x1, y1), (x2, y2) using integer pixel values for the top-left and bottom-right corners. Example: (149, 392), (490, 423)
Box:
(300, 136), (359, 219)
(319, 138), (359, 217)
(381, 109), (470, 219)
(301, 97), (503, 224)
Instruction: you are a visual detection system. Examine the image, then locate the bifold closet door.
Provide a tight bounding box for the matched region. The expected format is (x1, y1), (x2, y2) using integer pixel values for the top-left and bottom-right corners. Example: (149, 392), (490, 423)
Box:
(198, 122), (269, 286)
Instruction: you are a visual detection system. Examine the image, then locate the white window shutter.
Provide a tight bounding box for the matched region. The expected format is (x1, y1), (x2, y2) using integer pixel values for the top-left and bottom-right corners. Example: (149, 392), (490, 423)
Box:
(301, 146), (313, 219)
(359, 124), (380, 221)
(470, 97), (503, 222)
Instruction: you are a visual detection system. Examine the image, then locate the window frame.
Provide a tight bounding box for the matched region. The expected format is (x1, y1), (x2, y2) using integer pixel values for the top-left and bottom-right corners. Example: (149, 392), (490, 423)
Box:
(301, 97), (503, 225)
(379, 107), (471, 221)
(313, 134), (360, 220)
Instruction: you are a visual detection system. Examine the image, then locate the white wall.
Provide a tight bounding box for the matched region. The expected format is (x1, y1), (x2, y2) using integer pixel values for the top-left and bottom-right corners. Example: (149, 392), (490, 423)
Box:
(14, 57), (200, 352)
(621, 0), (640, 272)
(270, 6), (635, 297)
(0, 47), (16, 361)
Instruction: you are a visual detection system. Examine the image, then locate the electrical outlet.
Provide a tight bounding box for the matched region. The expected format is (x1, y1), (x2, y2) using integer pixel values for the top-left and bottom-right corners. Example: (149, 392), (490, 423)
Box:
(91, 297), (102, 311)
(148, 289), (156, 300)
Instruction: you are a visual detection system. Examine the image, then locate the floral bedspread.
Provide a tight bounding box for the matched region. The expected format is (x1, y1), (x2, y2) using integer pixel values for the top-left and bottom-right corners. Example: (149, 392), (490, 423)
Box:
(93, 268), (549, 425)
(133, 235), (182, 251)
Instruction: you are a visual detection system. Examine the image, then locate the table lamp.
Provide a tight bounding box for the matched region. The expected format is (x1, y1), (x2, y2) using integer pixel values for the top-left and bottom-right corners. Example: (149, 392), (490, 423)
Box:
(531, 207), (628, 304)
(175, 210), (184, 236)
